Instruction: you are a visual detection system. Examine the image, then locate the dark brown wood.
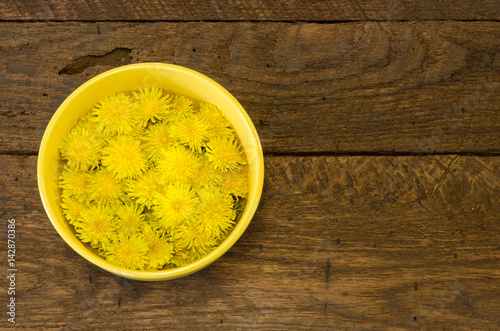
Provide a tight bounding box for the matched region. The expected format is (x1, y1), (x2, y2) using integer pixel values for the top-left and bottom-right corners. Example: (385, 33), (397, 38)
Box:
(1, 154), (499, 329)
(1, 21), (499, 155)
(0, 0), (499, 21)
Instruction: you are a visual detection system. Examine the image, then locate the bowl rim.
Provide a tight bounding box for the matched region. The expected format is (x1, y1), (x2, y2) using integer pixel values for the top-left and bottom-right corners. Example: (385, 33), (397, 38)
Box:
(37, 62), (264, 281)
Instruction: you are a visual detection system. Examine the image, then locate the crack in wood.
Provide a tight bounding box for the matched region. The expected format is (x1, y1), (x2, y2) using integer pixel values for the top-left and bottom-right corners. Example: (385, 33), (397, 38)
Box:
(58, 48), (132, 75)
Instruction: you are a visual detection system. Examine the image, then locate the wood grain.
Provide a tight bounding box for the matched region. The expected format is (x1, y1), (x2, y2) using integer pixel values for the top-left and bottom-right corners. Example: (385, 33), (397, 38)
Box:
(0, 21), (499, 155)
(0, 0), (499, 21)
(1, 154), (499, 329)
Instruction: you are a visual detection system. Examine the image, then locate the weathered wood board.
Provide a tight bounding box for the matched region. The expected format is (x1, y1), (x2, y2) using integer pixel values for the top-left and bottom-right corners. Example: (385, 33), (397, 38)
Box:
(1, 155), (498, 329)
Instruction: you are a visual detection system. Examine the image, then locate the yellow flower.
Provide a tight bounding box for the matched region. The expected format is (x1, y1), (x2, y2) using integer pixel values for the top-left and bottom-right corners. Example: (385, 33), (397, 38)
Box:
(218, 168), (248, 198)
(75, 112), (103, 140)
(60, 127), (101, 171)
(102, 135), (148, 179)
(141, 123), (175, 161)
(198, 102), (233, 138)
(191, 155), (222, 189)
(166, 95), (195, 122)
(91, 93), (139, 136)
(74, 204), (116, 248)
(126, 170), (164, 209)
(170, 113), (211, 153)
(143, 211), (164, 230)
(61, 195), (86, 224)
(133, 86), (172, 126)
(170, 246), (204, 267)
(156, 145), (202, 184)
(87, 168), (124, 205)
(115, 202), (145, 236)
(105, 233), (149, 270)
(172, 223), (217, 256)
(59, 166), (89, 202)
(205, 136), (247, 172)
(195, 186), (236, 239)
(152, 182), (199, 230)
(143, 224), (174, 270)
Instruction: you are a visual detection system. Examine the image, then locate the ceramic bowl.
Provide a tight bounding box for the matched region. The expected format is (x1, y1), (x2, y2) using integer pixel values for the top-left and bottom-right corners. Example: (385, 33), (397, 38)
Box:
(37, 63), (264, 281)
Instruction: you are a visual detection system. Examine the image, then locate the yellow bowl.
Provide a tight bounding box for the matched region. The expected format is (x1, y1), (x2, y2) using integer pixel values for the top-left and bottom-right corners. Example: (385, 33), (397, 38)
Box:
(37, 63), (264, 281)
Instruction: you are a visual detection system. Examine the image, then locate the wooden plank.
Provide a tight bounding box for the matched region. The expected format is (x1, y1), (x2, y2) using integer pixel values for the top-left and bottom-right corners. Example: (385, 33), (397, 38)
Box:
(0, 21), (499, 154)
(1, 154), (499, 329)
(0, 0), (499, 21)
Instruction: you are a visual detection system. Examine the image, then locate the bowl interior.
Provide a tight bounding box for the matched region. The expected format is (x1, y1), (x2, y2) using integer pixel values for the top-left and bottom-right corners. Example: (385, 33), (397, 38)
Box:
(38, 63), (264, 281)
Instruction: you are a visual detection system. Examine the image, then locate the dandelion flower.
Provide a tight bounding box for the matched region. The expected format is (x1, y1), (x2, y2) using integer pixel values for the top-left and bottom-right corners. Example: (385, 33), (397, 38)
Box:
(91, 93), (139, 136)
(170, 113), (211, 153)
(133, 86), (172, 126)
(143, 224), (174, 270)
(61, 195), (86, 224)
(195, 186), (236, 239)
(126, 170), (164, 209)
(102, 135), (148, 179)
(105, 233), (149, 270)
(87, 168), (124, 205)
(191, 155), (222, 189)
(74, 204), (116, 248)
(198, 102), (233, 138)
(144, 211), (164, 230)
(59, 166), (89, 202)
(115, 202), (145, 236)
(75, 112), (103, 140)
(172, 223), (217, 256)
(141, 123), (175, 161)
(166, 95), (195, 122)
(156, 145), (202, 184)
(206, 136), (247, 172)
(152, 182), (199, 230)
(170, 246), (204, 267)
(218, 168), (248, 198)
(60, 127), (101, 171)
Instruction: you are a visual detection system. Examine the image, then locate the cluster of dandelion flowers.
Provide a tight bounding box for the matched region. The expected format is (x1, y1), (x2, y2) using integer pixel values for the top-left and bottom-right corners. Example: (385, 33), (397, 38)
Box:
(58, 87), (249, 271)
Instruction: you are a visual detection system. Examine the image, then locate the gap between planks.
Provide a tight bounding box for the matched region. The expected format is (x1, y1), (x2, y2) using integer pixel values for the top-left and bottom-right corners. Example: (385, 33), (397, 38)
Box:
(0, 19), (499, 23)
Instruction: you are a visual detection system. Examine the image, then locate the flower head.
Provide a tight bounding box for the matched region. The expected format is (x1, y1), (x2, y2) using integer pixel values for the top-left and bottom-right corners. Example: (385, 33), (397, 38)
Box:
(133, 86), (172, 126)
(170, 113), (211, 153)
(152, 182), (199, 230)
(191, 155), (222, 189)
(172, 223), (217, 256)
(105, 233), (149, 270)
(102, 135), (148, 179)
(59, 166), (89, 202)
(156, 145), (202, 184)
(87, 168), (124, 205)
(166, 95), (195, 122)
(91, 93), (139, 136)
(126, 170), (164, 209)
(143, 224), (174, 270)
(206, 136), (247, 172)
(60, 127), (101, 171)
(74, 204), (116, 248)
(141, 123), (175, 161)
(61, 195), (86, 224)
(170, 246), (204, 267)
(75, 112), (103, 140)
(195, 186), (236, 239)
(198, 102), (233, 138)
(115, 202), (145, 236)
(218, 168), (248, 198)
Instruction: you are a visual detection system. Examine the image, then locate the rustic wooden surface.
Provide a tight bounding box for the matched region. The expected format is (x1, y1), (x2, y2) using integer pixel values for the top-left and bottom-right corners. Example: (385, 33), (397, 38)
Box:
(1, 22), (500, 155)
(1, 0), (500, 21)
(1, 1), (500, 330)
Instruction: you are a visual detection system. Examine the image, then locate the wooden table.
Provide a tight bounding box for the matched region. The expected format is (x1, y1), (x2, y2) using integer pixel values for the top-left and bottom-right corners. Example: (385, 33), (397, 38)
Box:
(1, 1), (499, 329)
